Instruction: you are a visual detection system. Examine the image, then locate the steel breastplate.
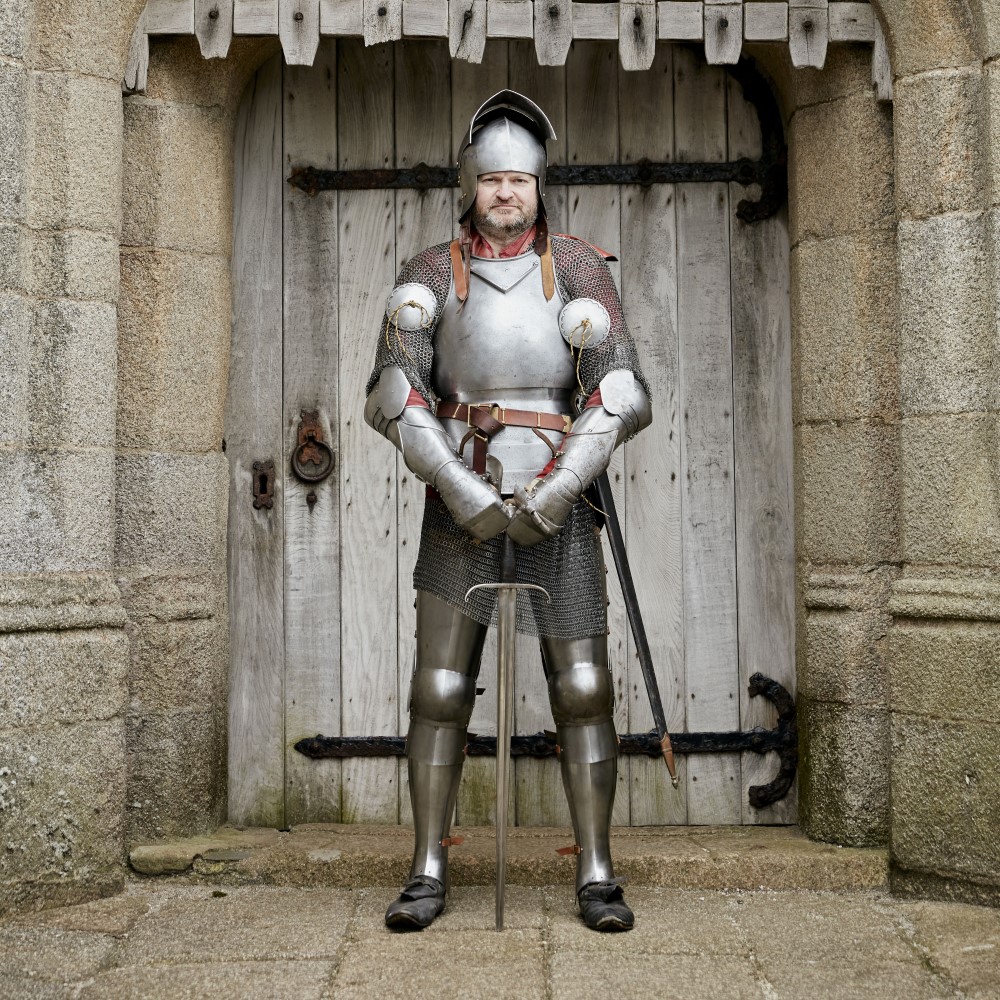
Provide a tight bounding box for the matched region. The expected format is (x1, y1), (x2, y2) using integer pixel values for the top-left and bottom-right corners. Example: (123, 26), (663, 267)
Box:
(434, 252), (573, 493)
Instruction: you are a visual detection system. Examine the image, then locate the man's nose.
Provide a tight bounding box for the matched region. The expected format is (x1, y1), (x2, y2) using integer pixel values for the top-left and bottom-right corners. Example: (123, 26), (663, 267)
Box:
(496, 179), (514, 199)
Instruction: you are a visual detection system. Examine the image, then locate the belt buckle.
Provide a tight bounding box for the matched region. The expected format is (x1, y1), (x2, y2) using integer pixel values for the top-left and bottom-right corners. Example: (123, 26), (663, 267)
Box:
(489, 403), (504, 424)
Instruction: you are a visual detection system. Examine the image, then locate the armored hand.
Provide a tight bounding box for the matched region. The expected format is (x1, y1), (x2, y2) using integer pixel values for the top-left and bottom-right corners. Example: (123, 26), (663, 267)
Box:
(507, 369), (651, 547)
(366, 365), (510, 541)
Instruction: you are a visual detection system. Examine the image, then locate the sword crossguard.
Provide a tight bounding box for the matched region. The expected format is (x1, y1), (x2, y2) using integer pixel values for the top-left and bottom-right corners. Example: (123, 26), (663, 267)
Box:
(464, 582), (552, 603)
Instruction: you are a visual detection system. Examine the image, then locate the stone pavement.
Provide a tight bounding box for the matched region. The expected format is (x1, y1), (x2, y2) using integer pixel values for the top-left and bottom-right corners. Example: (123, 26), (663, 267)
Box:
(2, 827), (999, 999)
(4, 883), (1000, 1000)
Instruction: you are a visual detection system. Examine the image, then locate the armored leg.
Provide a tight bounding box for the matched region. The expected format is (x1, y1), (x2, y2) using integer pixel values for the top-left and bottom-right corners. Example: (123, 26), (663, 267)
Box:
(387, 591), (486, 929)
(543, 634), (633, 931)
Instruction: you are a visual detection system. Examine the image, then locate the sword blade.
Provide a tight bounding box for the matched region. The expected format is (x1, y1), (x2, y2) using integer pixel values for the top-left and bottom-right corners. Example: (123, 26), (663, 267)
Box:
(495, 584), (516, 931)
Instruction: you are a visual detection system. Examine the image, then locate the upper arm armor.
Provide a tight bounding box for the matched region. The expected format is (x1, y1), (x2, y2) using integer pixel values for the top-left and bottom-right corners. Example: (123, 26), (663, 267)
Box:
(364, 365), (412, 436)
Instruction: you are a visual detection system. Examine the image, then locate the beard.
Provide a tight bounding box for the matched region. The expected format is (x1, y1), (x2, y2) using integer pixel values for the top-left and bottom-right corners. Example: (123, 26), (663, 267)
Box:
(472, 201), (538, 242)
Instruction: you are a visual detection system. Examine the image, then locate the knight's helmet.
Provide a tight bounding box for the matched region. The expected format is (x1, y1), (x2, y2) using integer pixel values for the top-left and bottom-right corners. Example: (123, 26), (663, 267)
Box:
(457, 90), (557, 223)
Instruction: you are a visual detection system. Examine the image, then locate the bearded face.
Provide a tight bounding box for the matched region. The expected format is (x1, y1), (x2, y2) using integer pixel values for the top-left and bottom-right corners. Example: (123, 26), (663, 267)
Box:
(472, 171), (539, 243)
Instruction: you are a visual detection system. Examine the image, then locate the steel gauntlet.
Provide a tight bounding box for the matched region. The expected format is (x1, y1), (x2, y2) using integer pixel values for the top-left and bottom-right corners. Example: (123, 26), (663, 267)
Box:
(365, 366), (510, 541)
(507, 370), (651, 547)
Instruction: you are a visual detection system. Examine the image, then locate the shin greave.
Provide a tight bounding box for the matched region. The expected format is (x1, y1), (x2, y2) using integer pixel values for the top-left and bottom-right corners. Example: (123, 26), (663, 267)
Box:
(407, 592), (487, 884)
(542, 635), (619, 892)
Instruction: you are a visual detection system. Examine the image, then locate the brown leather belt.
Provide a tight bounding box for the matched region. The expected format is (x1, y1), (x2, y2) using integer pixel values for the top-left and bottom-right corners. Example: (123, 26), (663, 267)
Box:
(437, 401), (572, 476)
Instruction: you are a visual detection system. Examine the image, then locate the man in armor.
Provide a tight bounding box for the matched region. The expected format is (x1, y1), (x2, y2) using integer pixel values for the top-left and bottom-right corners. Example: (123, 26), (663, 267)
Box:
(364, 91), (652, 932)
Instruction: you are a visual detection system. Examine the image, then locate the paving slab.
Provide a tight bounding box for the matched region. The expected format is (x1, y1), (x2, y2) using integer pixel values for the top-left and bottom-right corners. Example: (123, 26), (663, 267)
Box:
(548, 887), (748, 956)
(0, 977), (76, 1000)
(550, 952), (764, 1000)
(330, 927), (547, 1000)
(895, 899), (1000, 998)
(354, 884), (547, 932)
(3, 883), (999, 999)
(761, 959), (953, 1000)
(76, 960), (335, 1000)
(734, 891), (918, 963)
(118, 886), (353, 965)
(11, 892), (151, 935)
(0, 925), (118, 982)
(128, 823), (888, 891)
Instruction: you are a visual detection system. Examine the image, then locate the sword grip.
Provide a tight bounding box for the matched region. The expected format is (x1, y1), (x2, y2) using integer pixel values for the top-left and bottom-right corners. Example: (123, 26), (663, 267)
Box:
(500, 531), (517, 584)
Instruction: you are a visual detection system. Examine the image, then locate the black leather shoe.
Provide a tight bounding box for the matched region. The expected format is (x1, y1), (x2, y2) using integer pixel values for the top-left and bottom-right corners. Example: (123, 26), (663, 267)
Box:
(578, 879), (634, 932)
(385, 875), (446, 931)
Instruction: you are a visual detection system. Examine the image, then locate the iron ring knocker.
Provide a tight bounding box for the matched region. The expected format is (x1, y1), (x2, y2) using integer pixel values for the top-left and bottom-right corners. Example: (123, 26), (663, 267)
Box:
(291, 410), (336, 484)
(292, 435), (335, 483)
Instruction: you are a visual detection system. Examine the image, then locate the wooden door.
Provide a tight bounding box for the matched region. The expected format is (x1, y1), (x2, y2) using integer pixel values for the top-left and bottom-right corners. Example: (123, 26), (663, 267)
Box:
(226, 39), (795, 830)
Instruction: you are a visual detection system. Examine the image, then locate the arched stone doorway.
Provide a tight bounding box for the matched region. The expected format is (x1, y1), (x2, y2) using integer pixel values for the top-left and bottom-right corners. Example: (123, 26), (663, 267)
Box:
(225, 38), (795, 831)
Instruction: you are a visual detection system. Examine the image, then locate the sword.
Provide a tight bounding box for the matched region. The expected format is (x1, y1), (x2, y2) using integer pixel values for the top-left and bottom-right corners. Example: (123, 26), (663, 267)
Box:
(591, 472), (680, 789)
(466, 530), (550, 930)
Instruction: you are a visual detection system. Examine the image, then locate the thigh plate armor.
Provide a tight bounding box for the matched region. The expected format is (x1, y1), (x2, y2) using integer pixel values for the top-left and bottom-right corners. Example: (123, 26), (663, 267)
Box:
(434, 253), (574, 495)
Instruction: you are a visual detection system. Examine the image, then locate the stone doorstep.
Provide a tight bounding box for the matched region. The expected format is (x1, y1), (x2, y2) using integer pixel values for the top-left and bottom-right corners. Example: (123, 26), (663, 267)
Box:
(129, 824), (888, 891)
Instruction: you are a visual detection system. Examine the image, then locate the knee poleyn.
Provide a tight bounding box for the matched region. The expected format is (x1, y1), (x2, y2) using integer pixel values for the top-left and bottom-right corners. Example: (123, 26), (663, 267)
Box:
(409, 667), (477, 727)
(548, 663), (614, 726)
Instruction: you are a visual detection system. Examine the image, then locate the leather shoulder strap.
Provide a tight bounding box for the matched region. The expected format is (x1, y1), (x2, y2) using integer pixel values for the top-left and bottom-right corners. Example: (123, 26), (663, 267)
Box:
(449, 238), (468, 302)
(551, 232), (618, 262)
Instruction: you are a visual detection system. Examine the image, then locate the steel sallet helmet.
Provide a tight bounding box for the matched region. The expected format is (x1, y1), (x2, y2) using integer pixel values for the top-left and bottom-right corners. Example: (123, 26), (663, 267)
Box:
(457, 90), (557, 222)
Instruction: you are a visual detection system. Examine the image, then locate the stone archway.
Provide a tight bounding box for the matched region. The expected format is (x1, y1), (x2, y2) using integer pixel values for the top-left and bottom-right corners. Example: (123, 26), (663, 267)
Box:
(3, 0), (999, 914)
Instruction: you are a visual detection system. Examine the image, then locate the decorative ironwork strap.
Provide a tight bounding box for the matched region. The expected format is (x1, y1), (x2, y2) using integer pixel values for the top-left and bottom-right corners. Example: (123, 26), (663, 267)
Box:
(294, 672), (798, 808)
(287, 58), (787, 223)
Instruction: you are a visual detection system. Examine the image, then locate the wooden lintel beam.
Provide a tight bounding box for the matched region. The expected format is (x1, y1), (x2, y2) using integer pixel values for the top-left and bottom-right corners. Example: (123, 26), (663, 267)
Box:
(128, 0), (891, 101)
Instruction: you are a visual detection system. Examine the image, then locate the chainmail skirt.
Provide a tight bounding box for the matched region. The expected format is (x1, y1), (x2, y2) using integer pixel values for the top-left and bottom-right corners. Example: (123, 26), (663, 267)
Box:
(413, 497), (609, 639)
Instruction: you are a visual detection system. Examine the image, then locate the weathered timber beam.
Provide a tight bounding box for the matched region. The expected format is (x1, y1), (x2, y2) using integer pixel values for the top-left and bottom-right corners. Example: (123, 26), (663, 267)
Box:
(127, 1), (890, 97)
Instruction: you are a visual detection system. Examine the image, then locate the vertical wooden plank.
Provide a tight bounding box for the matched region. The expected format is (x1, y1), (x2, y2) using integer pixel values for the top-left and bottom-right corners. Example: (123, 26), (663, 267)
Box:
(394, 39), (454, 827)
(565, 41), (629, 828)
(788, 0), (829, 69)
(364, 0), (402, 44)
(618, 0), (655, 72)
(283, 42), (342, 825)
(535, 0), (572, 66)
(451, 42), (509, 828)
(507, 42), (571, 828)
(619, 46), (687, 826)
(227, 54), (285, 828)
(703, 1), (743, 64)
(450, 0), (488, 61)
(338, 38), (399, 823)
(673, 46), (741, 825)
(196, 0), (234, 57)
(509, 40), (568, 233)
(727, 75), (796, 825)
(872, 16), (893, 103)
(279, 0), (321, 64)
(123, 9), (150, 93)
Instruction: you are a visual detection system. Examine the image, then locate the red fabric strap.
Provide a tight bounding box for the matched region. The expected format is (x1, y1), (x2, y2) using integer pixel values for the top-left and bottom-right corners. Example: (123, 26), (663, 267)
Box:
(406, 389), (430, 409)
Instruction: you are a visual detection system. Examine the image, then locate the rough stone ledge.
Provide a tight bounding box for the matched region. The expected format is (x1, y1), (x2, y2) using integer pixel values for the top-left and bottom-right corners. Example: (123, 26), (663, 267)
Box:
(0, 571), (126, 632)
(890, 863), (1000, 908)
(803, 564), (901, 611)
(128, 824), (888, 892)
(888, 574), (1000, 621)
